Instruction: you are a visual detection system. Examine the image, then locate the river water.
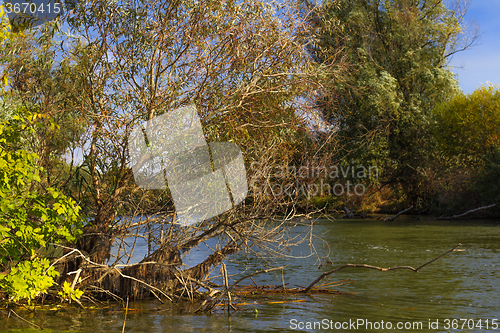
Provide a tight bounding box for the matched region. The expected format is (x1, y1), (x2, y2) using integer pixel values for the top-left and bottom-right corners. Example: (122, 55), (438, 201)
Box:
(1, 217), (499, 332)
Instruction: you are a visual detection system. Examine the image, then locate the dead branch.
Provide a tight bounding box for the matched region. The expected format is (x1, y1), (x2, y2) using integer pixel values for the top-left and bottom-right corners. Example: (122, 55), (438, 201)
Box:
(172, 270), (194, 301)
(86, 286), (124, 303)
(48, 244), (108, 269)
(177, 273), (219, 295)
(50, 244), (176, 302)
(385, 205), (413, 222)
(303, 243), (462, 293)
(69, 268), (82, 289)
(432, 204), (497, 220)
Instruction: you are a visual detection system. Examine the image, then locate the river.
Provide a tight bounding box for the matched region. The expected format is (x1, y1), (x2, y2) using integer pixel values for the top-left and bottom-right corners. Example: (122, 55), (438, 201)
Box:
(1, 216), (499, 332)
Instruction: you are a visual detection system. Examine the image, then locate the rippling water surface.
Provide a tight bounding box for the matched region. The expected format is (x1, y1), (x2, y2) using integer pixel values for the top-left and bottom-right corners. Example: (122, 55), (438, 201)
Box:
(2, 217), (499, 332)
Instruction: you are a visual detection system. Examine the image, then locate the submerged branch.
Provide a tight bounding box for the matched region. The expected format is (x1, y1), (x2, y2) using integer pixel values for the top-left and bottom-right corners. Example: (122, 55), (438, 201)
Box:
(304, 243), (463, 293)
(0, 309), (43, 330)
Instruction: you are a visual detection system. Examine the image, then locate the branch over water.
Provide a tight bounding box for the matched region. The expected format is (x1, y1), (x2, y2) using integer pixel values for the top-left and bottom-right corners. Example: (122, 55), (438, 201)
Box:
(303, 243), (463, 293)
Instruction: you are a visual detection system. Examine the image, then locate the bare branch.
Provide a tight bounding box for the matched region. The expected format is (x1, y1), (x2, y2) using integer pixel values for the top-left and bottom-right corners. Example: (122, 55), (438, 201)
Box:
(304, 244), (463, 292)
(433, 204), (497, 220)
(385, 205), (414, 222)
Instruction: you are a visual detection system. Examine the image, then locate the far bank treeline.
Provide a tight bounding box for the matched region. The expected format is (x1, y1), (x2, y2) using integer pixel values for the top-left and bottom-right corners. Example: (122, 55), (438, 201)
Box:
(0, 0), (498, 305)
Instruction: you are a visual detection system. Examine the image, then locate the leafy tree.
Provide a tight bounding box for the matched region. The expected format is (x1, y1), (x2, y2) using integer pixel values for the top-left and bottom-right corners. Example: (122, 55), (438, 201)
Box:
(431, 84), (500, 213)
(307, 0), (476, 206)
(433, 84), (500, 166)
(0, 14), (89, 200)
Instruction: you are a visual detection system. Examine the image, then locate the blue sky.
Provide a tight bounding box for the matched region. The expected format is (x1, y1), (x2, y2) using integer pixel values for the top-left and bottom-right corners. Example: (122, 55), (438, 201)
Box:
(448, 0), (500, 93)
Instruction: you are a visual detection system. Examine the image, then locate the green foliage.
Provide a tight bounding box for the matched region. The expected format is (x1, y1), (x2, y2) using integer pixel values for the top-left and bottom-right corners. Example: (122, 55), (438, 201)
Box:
(0, 5), (13, 89)
(0, 115), (83, 303)
(310, 0), (466, 204)
(0, 5), (12, 47)
(430, 84), (500, 214)
(0, 257), (59, 304)
(433, 84), (500, 166)
(58, 281), (84, 302)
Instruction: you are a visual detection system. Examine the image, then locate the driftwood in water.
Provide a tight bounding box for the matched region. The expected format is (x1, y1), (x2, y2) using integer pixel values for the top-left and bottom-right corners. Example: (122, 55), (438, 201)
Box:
(431, 203), (497, 220)
(384, 205), (413, 222)
(119, 243), (182, 300)
(304, 243), (463, 293)
(55, 222), (247, 302)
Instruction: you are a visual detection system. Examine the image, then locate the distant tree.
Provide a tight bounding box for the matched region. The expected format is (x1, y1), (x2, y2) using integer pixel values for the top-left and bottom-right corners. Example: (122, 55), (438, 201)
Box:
(433, 84), (500, 166)
(306, 0), (477, 207)
(431, 84), (500, 214)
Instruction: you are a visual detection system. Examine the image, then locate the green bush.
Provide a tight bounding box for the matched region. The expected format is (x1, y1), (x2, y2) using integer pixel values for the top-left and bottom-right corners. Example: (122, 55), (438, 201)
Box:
(0, 115), (83, 304)
(0, 258), (59, 304)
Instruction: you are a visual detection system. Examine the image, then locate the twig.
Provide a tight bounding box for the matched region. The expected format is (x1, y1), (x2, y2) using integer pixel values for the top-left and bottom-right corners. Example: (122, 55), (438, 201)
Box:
(221, 262), (231, 314)
(249, 277), (259, 288)
(180, 275), (219, 295)
(122, 297), (129, 333)
(303, 243), (463, 292)
(45, 248), (81, 274)
(47, 244), (108, 269)
(385, 205), (413, 222)
(173, 270), (193, 301)
(432, 204), (497, 220)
